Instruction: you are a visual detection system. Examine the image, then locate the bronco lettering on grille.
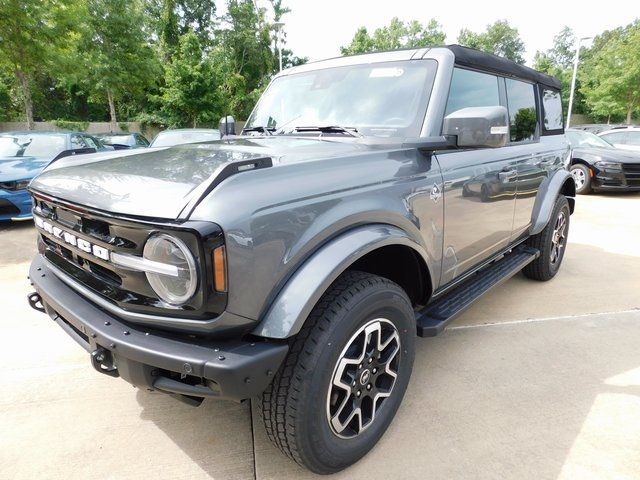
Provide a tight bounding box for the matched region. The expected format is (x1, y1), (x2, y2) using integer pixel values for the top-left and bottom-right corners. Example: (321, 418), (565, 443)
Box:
(34, 216), (110, 261)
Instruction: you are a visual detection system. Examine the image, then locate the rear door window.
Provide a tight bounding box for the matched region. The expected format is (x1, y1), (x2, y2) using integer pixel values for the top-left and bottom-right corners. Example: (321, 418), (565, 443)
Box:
(625, 132), (640, 146)
(600, 132), (627, 144)
(541, 89), (563, 131)
(445, 68), (500, 116)
(505, 79), (537, 142)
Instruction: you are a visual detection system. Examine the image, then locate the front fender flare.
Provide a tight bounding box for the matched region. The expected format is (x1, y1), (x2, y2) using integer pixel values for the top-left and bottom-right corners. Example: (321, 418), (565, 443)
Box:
(530, 169), (576, 236)
(252, 224), (430, 339)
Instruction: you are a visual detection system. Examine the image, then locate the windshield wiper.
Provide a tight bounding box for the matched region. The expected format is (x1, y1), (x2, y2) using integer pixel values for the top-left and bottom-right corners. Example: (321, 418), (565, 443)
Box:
(285, 126), (362, 137)
(241, 126), (275, 136)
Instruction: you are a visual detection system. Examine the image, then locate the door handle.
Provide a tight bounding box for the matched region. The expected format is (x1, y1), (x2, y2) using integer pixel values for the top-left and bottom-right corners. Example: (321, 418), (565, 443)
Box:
(499, 169), (517, 181)
(537, 160), (554, 167)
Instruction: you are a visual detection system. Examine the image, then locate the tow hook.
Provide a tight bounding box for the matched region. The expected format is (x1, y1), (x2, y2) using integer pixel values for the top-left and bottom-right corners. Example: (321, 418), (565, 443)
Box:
(91, 348), (120, 378)
(27, 292), (45, 313)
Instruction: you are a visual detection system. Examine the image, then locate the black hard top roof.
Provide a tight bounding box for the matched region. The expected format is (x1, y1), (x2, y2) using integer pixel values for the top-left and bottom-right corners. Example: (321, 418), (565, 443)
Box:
(446, 45), (561, 90)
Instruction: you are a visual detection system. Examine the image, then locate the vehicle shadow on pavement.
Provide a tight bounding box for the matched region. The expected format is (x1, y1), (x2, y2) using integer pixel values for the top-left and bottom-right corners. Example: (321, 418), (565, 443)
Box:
(135, 390), (256, 479)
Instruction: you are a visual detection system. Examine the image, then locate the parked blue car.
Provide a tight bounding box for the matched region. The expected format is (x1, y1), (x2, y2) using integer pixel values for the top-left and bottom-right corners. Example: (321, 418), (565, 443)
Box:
(0, 131), (112, 221)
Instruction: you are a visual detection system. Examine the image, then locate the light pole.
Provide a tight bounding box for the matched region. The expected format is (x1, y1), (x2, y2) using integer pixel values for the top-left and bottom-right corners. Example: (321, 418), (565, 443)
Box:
(274, 22), (285, 72)
(567, 36), (592, 128)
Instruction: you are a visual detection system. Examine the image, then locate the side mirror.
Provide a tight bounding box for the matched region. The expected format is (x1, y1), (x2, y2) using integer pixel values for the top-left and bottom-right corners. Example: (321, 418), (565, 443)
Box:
(443, 106), (509, 148)
(219, 115), (236, 137)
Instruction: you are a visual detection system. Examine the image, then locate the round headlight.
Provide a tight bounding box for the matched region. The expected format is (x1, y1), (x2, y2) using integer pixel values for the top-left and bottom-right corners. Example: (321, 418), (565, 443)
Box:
(143, 234), (198, 305)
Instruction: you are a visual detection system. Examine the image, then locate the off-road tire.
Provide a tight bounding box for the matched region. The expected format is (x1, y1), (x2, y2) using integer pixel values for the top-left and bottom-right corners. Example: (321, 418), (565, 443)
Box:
(523, 195), (570, 281)
(258, 270), (415, 474)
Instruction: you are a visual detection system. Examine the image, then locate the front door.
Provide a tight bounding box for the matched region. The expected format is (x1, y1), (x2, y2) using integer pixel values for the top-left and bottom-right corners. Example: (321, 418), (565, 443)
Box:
(436, 67), (518, 285)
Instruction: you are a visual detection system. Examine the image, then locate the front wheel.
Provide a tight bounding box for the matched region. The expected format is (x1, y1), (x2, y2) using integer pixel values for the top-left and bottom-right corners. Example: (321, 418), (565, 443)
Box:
(570, 163), (592, 194)
(259, 271), (415, 474)
(523, 195), (570, 281)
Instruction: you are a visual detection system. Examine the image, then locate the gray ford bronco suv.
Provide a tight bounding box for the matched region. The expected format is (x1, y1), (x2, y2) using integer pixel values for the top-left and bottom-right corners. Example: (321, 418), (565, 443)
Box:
(27, 45), (574, 474)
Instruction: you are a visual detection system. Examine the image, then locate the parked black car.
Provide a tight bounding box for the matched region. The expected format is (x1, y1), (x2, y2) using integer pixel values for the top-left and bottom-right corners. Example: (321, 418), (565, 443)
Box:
(567, 129), (640, 193)
(571, 124), (629, 134)
(95, 132), (149, 149)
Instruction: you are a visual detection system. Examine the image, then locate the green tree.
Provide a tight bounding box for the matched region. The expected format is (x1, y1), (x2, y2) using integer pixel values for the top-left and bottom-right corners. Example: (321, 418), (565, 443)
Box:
(220, 0), (275, 118)
(533, 26), (583, 118)
(160, 31), (222, 127)
(580, 22), (640, 123)
(340, 17), (445, 55)
(457, 20), (525, 63)
(148, 0), (216, 59)
(0, 0), (73, 129)
(76, 0), (159, 130)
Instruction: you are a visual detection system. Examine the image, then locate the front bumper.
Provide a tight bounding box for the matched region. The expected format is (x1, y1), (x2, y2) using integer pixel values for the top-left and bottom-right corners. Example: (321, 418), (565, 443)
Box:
(0, 189), (32, 221)
(593, 166), (640, 191)
(29, 255), (288, 401)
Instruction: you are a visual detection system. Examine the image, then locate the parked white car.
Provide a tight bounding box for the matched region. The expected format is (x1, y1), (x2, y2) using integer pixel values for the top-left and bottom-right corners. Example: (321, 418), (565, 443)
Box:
(599, 127), (640, 152)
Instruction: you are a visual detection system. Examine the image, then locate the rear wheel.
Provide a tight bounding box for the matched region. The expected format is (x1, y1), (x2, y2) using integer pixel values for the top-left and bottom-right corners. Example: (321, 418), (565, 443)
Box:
(570, 163), (592, 194)
(259, 271), (415, 474)
(523, 195), (570, 281)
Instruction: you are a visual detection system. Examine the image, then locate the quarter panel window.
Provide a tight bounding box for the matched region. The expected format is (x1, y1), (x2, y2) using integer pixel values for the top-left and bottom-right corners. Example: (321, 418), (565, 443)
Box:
(542, 89), (563, 131)
(506, 79), (537, 142)
(445, 68), (500, 116)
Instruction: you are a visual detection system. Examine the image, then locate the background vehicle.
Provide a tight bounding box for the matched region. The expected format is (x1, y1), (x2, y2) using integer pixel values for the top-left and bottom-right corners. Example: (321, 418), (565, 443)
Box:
(27, 46), (573, 474)
(0, 131), (110, 221)
(598, 126), (640, 152)
(570, 124), (628, 134)
(566, 128), (640, 193)
(95, 132), (149, 149)
(149, 128), (221, 147)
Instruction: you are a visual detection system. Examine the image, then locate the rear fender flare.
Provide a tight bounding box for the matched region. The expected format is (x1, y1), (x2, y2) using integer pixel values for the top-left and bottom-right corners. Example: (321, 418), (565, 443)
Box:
(530, 169), (575, 236)
(252, 224), (429, 339)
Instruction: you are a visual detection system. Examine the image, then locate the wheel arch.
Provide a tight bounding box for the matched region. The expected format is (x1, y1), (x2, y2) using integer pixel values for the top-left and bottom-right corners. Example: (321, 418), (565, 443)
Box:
(530, 169), (576, 236)
(251, 224), (433, 339)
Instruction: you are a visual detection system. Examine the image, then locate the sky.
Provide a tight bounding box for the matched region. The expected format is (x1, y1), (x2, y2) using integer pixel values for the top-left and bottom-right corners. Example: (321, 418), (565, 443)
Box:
(270, 0), (640, 66)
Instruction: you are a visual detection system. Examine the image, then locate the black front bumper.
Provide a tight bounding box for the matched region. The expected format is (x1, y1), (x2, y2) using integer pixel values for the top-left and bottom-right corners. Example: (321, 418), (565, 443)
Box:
(29, 255), (288, 402)
(593, 166), (640, 191)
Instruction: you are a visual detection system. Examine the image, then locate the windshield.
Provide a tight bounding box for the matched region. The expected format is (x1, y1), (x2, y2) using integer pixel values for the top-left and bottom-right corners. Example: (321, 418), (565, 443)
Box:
(151, 130), (221, 147)
(245, 60), (437, 138)
(566, 131), (612, 149)
(0, 134), (67, 159)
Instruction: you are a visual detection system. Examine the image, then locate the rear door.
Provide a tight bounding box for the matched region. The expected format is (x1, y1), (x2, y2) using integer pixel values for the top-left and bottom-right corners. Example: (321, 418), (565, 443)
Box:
(509, 85), (568, 239)
(437, 68), (519, 285)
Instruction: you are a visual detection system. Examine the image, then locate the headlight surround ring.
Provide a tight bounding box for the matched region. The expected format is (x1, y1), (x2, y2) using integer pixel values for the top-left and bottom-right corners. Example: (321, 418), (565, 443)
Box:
(143, 233), (198, 305)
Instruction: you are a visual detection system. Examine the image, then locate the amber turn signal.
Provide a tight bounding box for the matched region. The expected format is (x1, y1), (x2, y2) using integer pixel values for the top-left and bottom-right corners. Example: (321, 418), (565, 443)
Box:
(212, 245), (227, 292)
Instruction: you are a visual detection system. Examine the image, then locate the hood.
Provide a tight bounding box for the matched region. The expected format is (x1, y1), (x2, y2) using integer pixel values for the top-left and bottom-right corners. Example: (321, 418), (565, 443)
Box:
(0, 156), (50, 182)
(29, 136), (372, 220)
(572, 146), (640, 164)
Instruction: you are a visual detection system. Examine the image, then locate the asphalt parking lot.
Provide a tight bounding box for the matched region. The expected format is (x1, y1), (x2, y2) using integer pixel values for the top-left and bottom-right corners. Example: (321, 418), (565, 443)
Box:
(2, 193), (640, 479)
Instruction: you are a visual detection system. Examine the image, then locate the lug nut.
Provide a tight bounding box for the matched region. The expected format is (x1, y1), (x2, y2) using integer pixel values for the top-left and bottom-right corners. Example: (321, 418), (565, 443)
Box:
(356, 390), (361, 397)
(358, 363), (362, 369)
(352, 381), (356, 387)
(368, 358), (373, 363)
(367, 384), (372, 390)
(372, 368), (377, 374)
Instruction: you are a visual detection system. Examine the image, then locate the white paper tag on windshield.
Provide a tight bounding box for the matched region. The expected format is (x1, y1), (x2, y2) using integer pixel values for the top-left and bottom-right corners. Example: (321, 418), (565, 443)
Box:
(369, 68), (404, 78)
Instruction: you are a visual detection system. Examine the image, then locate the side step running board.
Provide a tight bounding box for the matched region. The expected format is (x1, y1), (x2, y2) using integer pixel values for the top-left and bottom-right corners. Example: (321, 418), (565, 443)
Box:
(416, 246), (540, 337)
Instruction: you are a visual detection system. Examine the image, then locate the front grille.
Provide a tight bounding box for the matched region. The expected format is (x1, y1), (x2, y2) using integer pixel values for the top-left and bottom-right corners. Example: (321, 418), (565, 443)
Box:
(623, 164), (640, 186)
(0, 199), (20, 215)
(32, 195), (213, 318)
